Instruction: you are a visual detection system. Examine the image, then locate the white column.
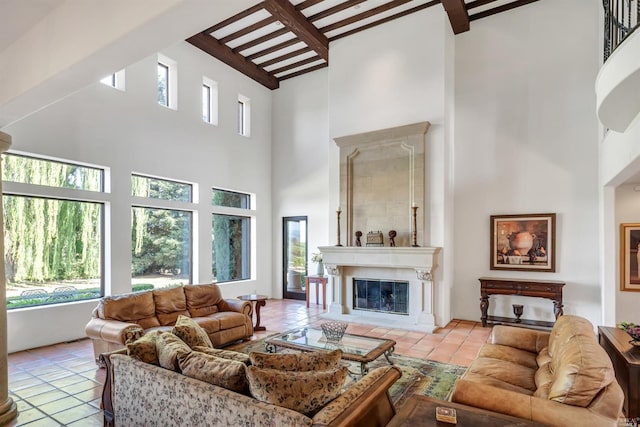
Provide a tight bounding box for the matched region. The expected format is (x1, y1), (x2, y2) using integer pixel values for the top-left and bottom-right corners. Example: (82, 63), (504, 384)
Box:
(415, 268), (437, 332)
(0, 131), (17, 424)
(324, 264), (346, 315)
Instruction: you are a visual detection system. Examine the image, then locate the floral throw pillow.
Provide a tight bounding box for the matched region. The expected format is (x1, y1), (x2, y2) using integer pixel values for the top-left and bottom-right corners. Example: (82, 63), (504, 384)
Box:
(192, 346), (250, 365)
(155, 332), (192, 371)
(249, 349), (342, 371)
(178, 351), (248, 394)
(246, 366), (348, 415)
(172, 315), (213, 349)
(126, 330), (161, 365)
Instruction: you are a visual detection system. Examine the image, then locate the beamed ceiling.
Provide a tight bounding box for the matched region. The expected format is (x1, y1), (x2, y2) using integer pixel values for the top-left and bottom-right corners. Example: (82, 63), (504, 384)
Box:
(187, 0), (539, 90)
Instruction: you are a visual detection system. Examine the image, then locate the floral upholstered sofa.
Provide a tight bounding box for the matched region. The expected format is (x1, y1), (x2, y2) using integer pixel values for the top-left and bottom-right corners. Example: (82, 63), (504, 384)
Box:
(101, 327), (402, 427)
(85, 283), (253, 362)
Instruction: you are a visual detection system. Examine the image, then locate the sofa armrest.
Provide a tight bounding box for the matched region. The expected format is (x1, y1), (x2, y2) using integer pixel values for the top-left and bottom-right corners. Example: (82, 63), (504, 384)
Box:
(451, 379), (618, 427)
(490, 325), (550, 353)
(100, 349), (128, 427)
(85, 317), (144, 345)
(219, 298), (252, 316)
(312, 366), (401, 427)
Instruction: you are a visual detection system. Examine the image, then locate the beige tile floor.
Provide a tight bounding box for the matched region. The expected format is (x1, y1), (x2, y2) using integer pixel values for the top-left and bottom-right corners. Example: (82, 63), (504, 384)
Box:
(7, 298), (490, 426)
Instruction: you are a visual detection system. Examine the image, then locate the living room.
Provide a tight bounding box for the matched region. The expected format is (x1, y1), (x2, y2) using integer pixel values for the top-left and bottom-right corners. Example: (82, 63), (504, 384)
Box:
(1, 0), (639, 425)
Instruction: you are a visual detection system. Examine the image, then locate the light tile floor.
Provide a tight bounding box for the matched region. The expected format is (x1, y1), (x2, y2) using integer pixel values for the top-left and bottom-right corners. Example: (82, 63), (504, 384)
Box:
(7, 298), (490, 426)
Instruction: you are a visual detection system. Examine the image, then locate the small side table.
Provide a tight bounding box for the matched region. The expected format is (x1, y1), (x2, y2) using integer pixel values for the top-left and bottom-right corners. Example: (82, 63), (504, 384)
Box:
(237, 294), (268, 331)
(305, 276), (327, 310)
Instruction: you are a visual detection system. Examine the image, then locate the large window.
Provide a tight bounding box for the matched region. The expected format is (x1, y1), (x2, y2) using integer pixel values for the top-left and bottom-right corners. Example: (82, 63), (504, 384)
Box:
(131, 174), (193, 289)
(212, 214), (250, 283)
(212, 187), (251, 283)
(2, 153), (105, 309)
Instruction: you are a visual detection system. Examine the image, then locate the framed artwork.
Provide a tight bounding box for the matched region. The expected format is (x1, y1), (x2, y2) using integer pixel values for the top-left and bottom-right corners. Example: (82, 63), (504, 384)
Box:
(619, 223), (640, 291)
(490, 213), (556, 272)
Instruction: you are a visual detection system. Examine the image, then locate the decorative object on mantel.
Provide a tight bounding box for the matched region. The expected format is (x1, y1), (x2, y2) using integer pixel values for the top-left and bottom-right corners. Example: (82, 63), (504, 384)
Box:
(411, 204), (419, 247)
(366, 231), (384, 247)
(389, 230), (396, 247)
(320, 321), (348, 342)
(618, 322), (640, 346)
(490, 213), (556, 272)
(336, 207), (343, 247)
(619, 223), (640, 291)
(355, 231), (362, 247)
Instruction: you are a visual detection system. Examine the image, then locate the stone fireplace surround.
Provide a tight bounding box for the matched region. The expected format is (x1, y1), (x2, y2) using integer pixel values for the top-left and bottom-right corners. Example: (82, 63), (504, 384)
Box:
(320, 122), (442, 332)
(319, 246), (440, 332)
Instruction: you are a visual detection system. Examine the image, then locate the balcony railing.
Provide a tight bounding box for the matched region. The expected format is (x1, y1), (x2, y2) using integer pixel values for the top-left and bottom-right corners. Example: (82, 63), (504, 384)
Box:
(604, 0), (640, 60)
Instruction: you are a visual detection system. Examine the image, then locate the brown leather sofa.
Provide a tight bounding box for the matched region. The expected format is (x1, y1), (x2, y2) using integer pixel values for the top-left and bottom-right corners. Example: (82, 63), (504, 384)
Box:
(85, 283), (253, 362)
(451, 315), (624, 426)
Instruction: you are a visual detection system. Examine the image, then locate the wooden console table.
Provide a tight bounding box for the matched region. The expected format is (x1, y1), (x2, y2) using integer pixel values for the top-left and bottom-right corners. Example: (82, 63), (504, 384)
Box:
(479, 277), (565, 329)
(598, 326), (640, 418)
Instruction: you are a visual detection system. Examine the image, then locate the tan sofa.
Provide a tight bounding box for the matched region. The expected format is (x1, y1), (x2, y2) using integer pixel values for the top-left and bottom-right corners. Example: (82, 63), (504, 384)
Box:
(85, 283), (253, 362)
(451, 315), (624, 426)
(101, 350), (402, 427)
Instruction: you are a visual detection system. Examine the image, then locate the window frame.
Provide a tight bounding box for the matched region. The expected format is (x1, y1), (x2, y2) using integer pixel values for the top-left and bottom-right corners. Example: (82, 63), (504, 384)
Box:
(157, 54), (178, 110)
(237, 94), (251, 137)
(202, 77), (218, 126)
(2, 152), (107, 309)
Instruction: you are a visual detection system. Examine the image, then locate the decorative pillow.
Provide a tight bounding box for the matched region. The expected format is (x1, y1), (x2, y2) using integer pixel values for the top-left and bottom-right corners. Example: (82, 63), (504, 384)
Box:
(249, 349), (342, 371)
(156, 332), (192, 371)
(172, 315), (213, 349)
(126, 330), (162, 365)
(193, 346), (250, 365)
(178, 351), (248, 394)
(246, 366), (348, 415)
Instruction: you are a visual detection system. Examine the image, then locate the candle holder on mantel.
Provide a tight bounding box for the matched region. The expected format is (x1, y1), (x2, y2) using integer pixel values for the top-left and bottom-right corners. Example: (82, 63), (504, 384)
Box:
(411, 205), (419, 247)
(336, 208), (343, 247)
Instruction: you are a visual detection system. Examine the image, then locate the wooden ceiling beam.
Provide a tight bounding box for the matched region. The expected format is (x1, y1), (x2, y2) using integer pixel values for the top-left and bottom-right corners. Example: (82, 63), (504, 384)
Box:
(232, 28), (290, 53)
(186, 32), (279, 90)
(278, 62), (328, 81)
(470, 0), (540, 21)
(328, 0), (439, 41)
(308, 0), (368, 23)
(245, 37), (302, 61)
(320, 0), (412, 33)
(258, 46), (312, 68)
(268, 55), (323, 75)
(220, 16), (278, 44)
(204, 2), (266, 35)
(441, 0), (470, 34)
(263, 0), (329, 61)
(466, 0), (499, 10)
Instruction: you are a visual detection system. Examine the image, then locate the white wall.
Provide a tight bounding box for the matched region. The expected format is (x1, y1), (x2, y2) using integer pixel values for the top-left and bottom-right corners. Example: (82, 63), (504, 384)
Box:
(614, 185), (640, 322)
(453, 0), (602, 325)
(271, 70), (330, 298)
(4, 41), (273, 352)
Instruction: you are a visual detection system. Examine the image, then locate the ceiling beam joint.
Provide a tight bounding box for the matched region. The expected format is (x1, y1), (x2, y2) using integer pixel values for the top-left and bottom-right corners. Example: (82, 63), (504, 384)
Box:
(441, 0), (470, 34)
(263, 0), (329, 61)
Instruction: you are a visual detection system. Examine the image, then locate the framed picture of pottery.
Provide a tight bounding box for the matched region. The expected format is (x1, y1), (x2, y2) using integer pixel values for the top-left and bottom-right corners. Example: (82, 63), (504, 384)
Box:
(490, 213), (556, 272)
(619, 223), (640, 291)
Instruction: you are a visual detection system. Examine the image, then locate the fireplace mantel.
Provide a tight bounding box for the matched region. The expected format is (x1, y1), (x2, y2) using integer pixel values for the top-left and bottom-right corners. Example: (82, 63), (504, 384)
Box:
(319, 246), (439, 272)
(318, 246), (442, 332)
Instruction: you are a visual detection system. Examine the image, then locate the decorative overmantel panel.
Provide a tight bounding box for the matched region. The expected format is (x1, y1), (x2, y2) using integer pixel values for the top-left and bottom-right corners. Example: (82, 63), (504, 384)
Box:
(319, 246), (441, 332)
(334, 122), (430, 247)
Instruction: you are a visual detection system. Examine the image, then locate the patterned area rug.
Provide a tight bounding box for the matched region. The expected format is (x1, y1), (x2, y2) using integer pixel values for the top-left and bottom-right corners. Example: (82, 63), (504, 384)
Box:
(227, 335), (467, 410)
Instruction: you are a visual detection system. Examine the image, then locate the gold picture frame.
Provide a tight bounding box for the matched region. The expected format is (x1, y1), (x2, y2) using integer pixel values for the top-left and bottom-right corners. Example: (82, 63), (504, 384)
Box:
(619, 223), (640, 291)
(490, 213), (556, 272)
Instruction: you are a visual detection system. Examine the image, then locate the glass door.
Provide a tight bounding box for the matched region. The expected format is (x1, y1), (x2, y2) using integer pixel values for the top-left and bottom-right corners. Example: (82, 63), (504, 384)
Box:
(283, 216), (307, 300)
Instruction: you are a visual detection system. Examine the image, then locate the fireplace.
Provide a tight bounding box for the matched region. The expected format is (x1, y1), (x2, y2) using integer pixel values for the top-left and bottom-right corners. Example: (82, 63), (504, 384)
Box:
(353, 279), (409, 315)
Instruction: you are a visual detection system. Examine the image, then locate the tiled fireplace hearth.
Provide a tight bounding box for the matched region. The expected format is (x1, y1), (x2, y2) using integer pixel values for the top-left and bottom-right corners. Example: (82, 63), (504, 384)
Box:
(319, 246), (441, 332)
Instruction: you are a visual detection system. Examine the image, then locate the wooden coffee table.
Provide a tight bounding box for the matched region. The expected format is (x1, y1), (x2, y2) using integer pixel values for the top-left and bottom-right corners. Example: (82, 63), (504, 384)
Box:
(387, 395), (546, 426)
(264, 326), (395, 375)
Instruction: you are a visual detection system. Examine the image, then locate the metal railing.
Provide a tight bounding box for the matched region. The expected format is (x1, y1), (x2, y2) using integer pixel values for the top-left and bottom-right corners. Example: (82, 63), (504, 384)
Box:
(603, 0), (640, 60)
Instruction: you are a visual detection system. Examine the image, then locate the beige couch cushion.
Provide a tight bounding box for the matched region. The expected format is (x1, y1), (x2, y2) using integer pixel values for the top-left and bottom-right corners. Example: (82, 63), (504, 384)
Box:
(178, 351), (248, 394)
(184, 284), (223, 317)
(100, 291), (160, 329)
(246, 366), (348, 415)
(156, 332), (191, 371)
(153, 286), (190, 326)
(249, 349), (342, 371)
(172, 315), (213, 349)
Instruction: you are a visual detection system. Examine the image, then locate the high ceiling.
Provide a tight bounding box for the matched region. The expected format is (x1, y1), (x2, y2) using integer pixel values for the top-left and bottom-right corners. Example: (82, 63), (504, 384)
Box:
(187, 0), (540, 90)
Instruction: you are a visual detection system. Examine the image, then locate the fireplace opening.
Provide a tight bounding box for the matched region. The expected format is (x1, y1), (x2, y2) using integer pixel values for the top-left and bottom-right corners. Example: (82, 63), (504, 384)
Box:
(353, 279), (409, 315)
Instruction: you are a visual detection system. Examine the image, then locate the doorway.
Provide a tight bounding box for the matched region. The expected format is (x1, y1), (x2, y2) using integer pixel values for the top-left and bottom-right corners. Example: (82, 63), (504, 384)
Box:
(283, 216), (307, 300)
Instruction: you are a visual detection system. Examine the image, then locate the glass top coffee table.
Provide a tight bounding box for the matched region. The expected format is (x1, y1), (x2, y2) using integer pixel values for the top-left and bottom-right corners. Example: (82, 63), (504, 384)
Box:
(264, 326), (396, 375)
